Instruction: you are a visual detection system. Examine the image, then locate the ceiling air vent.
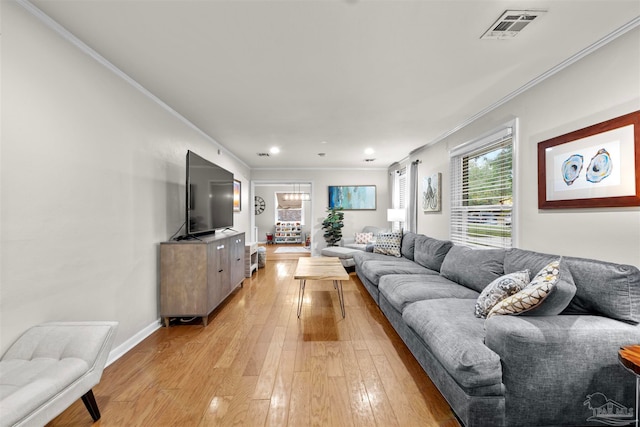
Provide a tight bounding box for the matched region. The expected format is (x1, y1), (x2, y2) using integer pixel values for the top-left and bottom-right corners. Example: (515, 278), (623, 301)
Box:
(481, 9), (546, 40)
(256, 152), (270, 157)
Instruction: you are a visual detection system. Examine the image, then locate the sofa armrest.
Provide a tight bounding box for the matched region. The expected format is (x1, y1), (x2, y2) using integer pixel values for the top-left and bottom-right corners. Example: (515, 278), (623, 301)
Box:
(341, 237), (355, 247)
(484, 315), (639, 426)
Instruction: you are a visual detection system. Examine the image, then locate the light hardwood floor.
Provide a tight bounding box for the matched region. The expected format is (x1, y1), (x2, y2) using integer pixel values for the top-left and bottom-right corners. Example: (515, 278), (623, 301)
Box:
(48, 244), (460, 426)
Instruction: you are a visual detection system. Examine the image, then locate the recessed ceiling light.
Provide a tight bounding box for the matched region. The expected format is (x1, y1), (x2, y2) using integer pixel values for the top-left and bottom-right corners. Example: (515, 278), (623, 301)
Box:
(270, 147), (280, 154)
(321, 141), (328, 144)
(364, 147), (375, 155)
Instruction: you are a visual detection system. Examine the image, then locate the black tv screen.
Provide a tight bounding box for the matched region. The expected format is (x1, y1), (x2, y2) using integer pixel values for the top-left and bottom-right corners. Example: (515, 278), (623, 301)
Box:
(186, 150), (234, 236)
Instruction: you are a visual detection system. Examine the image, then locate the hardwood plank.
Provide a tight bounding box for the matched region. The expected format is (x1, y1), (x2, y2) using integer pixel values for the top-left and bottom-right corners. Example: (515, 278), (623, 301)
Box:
(328, 376), (355, 427)
(266, 349), (296, 427)
(288, 371), (312, 426)
(355, 349), (400, 427)
(339, 341), (377, 427)
(246, 399), (271, 427)
(310, 355), (330, 427)
(253, 326), (286, 399)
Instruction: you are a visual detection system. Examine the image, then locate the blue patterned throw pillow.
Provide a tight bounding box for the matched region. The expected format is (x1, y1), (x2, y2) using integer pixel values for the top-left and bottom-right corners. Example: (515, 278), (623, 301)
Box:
(373, 231), (403, 257)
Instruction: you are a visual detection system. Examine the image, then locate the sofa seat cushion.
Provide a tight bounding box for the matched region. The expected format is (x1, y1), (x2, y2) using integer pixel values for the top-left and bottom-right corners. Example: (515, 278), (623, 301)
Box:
(359, 258), (438, 287)
(403, 299), (502, 389)
(343, 243), (368, 251)
(380, 274), (480, 313)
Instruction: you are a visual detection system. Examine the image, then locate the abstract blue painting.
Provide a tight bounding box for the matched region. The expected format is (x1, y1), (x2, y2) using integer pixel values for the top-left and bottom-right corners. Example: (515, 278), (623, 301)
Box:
(328, 185), (376, 210)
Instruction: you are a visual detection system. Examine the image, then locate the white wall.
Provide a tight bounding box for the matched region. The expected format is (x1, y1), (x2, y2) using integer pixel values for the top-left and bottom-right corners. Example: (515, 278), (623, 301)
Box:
(0, 2), (251, 354)
(251, 169), (389, 254)
(414, 28), (640, 267)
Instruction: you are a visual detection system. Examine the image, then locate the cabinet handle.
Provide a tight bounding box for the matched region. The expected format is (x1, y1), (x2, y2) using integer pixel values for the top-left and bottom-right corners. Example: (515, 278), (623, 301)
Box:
(219, 269), (223, 273)
(217, 245), (224, 250)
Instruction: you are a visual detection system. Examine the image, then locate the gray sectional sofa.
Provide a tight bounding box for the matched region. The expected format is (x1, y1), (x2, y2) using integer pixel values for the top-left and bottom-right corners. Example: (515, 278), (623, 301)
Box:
(353, 231), (640, 427)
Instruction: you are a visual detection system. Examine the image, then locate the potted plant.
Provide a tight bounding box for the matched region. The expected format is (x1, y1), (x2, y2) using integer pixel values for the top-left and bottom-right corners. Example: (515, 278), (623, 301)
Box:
(322, 207), (344, 246)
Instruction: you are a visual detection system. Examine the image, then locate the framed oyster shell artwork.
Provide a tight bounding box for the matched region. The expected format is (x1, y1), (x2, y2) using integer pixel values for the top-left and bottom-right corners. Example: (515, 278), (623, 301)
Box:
(538, 110), (640, 209)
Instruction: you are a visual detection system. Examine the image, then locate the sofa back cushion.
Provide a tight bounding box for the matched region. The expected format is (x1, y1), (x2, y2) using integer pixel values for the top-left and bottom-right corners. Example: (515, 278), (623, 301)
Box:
(504, 249), (577, 317)
(440, 246), (506, 293)
(401, 232), (418, 261)
(563, 255), (640, 324)
(413, 235), (453, 272)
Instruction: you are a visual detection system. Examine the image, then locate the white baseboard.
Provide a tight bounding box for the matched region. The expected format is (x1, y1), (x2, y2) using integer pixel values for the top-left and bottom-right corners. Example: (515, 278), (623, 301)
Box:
(106, 319), (162, 367)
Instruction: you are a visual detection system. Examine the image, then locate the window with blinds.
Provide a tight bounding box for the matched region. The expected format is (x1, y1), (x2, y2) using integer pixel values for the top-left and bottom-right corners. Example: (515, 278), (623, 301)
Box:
(450, 127), (514, 249)
(275, 193), (304, 223)
(398, 168), (407, 210)
(392, 167), (408, 230)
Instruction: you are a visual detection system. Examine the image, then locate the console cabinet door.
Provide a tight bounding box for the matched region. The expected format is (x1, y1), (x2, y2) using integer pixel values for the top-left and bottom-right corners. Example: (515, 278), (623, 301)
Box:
(229, 234), (245, 288)
(216, 239), (231, 303)
(207, 241), (223, 312)
(161, 244), (207, 316)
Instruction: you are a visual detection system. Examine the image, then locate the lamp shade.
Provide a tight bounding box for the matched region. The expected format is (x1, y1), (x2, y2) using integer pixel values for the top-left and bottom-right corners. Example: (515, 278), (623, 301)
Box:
(387, 208), (406, 223)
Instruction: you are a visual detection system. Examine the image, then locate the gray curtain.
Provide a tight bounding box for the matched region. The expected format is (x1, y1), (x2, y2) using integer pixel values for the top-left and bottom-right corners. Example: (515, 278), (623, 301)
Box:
(407, 160), (419, 233)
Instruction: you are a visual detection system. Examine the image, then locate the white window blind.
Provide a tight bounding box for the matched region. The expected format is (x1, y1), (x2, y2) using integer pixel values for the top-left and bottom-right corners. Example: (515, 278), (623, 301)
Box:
(392, 167), (408, 230)
(275, 193), (304, 224)
(398, 168), (407, 210)
(450, 129), (513, 249)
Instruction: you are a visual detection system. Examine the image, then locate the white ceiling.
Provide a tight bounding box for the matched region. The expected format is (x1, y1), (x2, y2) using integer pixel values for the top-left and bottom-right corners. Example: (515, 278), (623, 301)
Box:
(29, 0), (640, 169)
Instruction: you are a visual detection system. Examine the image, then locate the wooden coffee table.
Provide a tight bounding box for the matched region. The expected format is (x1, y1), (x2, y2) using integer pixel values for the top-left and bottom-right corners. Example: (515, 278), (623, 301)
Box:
(294, 257), (349, 318)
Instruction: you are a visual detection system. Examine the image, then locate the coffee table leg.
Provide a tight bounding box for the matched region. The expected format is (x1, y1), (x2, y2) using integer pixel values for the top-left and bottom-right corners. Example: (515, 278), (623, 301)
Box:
(334, 280), (345, 318)
(297, 279), (306, 318)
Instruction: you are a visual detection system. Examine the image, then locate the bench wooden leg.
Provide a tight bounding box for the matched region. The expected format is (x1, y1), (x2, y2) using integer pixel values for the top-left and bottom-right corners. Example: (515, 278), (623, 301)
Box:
(81, 389), (101, 422)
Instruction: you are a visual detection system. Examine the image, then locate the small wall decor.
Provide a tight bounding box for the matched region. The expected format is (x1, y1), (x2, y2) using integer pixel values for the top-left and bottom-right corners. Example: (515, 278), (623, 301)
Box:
(254, 196), (265, 215)
(422, 173), (442, 212)
(233, 179), (241, 212)
(328, 185), (376, 210)
(538, 111), (640, 209)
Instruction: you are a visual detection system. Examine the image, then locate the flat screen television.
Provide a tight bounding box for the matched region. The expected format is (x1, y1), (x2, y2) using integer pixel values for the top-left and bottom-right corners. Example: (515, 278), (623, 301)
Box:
(186, 150), (234, 236)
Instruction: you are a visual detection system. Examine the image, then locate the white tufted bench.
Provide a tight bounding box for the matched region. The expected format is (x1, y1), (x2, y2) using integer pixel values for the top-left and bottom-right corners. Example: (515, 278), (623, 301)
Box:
(0, 321), (118, 427)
